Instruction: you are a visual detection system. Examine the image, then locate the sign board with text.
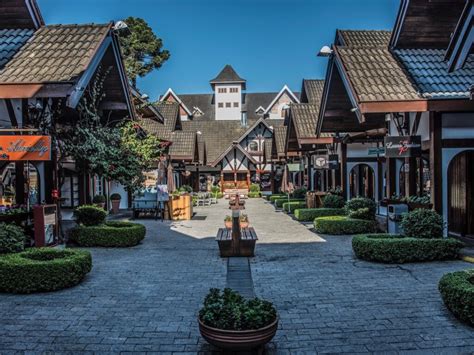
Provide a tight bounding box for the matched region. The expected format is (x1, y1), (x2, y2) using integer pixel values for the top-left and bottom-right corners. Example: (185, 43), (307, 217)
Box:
(0, 135), (51, 161)
(312, 154), (339, 170)
(384, 136), (421, 158)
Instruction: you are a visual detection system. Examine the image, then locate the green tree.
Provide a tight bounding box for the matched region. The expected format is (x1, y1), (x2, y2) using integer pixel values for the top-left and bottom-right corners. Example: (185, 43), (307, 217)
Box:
(119, 17), (170, 85)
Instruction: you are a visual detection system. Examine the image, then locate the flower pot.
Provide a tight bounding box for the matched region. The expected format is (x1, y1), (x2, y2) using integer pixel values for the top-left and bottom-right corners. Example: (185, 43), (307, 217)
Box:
(198, 317), (278, 350)
(94, 202), (105, 209)
(224, 221), (232, 229)
(240, 221), (249, 229)
(111, 199), (121, 214)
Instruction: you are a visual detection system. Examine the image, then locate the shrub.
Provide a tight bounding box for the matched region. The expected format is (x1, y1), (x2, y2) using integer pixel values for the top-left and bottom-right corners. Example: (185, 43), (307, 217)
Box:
(69, 221), (146, 247)
(92, 195), (106, 204)
(439, 270), (474, 326)
(249, 183), (260, 193)
(345, 197), (376, 220)
(274, 198), (305, 208)
(292, 187), (307, 199)
(294, 208), (345, 222)
(0, 223), (26, 254)
(248, 191), (261, 198)
(401, 209), (444, 239)
(314, 216), (377, 235)
(269, 194), (287, 203)
(74, 205), (107, 226)
(352, 234), (464, 263)
(199, 288), (277, 330)
(323, 194), (345, 209)
(0, 248), (92, 293)
(110, 193), (121, 201)
(282, 201), (306, 213)
(348, 207), (373, 220)
(216, 192), (224, 199)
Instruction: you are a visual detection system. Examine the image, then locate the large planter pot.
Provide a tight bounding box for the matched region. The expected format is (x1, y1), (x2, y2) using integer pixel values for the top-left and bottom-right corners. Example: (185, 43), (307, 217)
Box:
(167, 194), (193, 220)
(111, 199), (121, 214)
(224, 221), (232, 229)
(198, 317), (278, 350)
(240, 221), (249, 229)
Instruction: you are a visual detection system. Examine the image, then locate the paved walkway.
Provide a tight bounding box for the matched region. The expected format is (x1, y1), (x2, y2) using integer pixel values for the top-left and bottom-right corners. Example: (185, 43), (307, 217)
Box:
(0, 198), (473, 353)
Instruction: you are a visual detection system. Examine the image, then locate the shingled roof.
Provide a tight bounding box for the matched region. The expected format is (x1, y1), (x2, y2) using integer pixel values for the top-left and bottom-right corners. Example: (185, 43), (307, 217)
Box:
(272, 126), (287, 158)
(209, 64), (246, 85)
(139, 102), (180, 141)
(337, 30), (391, 47)
(289, 103), (321, 140)
(0, 29), (33, 68)
(300, 79), (324, 104)
(0, 24), (111, 83)
(168, 131), (197, 161)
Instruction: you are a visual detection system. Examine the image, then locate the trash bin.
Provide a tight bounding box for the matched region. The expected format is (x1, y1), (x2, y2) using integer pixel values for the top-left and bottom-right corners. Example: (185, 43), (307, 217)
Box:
(387, 203), (409, 234)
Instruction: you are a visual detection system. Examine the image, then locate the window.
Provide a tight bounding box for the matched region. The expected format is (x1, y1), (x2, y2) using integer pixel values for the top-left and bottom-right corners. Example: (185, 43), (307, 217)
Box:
(249, 141), (259, 152)
(225, 102), (231, 108)
(218, 88), (227, 93)
(230, 87), (238, 93)
(218, 102), (223, 108)
(233, 102), (239, 107)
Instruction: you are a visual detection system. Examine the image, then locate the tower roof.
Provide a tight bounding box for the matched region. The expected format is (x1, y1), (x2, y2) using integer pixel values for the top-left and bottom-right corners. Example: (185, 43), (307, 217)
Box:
(210, 64), (246, 89)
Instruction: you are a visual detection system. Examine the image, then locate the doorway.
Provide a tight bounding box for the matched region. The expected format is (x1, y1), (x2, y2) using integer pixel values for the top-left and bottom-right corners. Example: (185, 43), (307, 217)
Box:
(349, 164), (375, 199)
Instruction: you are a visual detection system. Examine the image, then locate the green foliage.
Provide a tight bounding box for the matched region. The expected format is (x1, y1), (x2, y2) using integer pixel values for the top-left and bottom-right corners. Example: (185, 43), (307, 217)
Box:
(439, 270), (474, 326)
(249, 183), (260, 193)
(0, 248), (92, 293)
(74, 205), (107, 226)
(92, 195), (106, 203)
(323, 194), (345, 209)
(69, 221), (146, 247)
(314, 216), (377, 235)
(345, 197), (376, 220)
(352, 234), (464, 263)
(294, 208), (345, 222)
(292, 187), (307, 199)
(119, 17), (170, 85)
(269, 194), (287, 202)
(0, 223), (26, 254)
(110, 193), (122, 201)
(401, 209), (444, 239)
(348, 207), (373, 220)
(282, 201), (306, 213)
(199, 288), (277, 331)
(274, 198), (305, 208)
(248, 191), (261, 198)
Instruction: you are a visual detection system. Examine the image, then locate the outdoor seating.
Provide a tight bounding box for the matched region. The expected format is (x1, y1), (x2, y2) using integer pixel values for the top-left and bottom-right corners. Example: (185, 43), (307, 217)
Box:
(196, 192), (211, 206)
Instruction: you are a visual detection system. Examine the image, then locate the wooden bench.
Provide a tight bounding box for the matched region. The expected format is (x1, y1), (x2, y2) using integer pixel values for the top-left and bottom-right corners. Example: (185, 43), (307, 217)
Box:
(216, 227), (257, 257)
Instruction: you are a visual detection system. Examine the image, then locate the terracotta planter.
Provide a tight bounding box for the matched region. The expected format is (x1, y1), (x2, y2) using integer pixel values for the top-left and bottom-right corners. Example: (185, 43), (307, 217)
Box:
(224, 221), (232, 229)
(111, 199), (121, 214)
(198, 317), (278, 350)
(240, 221), (249, 229)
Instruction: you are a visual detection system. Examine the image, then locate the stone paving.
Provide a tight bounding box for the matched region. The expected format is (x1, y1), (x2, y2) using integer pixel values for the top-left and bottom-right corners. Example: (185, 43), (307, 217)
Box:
(0, 198), (473, 354)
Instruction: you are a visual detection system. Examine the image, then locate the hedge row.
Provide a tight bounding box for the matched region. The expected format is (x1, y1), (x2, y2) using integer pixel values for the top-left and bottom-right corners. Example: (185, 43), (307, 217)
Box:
(294, 208), (345, 222)
(314, 216), (377, 235)
(0, 248), (92, 293)
(248, 192), (261, 198)
(439, 270), (474, 326)
(274, 198), (305, 208)
(352, 234), (464, 263)
(269, 194), (288, 202)
(282, 201), (306, 213)
(70, 221), (146, 247)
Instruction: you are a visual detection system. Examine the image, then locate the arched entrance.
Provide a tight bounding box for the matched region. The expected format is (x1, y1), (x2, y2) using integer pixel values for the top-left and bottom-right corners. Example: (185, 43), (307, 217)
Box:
(349, 164), (374, 199)
(448, 151), (474, 239)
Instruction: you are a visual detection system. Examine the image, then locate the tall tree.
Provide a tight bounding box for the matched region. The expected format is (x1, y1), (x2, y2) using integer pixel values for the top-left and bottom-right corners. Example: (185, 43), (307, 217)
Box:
(119, 17), (170, 86)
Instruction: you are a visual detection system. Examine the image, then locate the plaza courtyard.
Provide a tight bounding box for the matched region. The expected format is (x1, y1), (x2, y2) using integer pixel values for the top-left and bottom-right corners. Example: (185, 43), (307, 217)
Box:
(0, 198), (473, 354)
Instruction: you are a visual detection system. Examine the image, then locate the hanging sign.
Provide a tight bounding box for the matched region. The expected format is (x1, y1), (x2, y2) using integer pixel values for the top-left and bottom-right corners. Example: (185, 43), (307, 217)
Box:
(368, 147), (385, 156)
(384, 136), (421, 158)
(312, 154), (339, 170)
(0, 135), (51, 161)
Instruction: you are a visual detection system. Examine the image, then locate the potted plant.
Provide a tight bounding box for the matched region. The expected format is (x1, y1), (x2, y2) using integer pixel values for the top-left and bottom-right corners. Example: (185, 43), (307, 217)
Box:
(224, 215), (232, 229)
(198, 288), (278, 350)
(240, 214), (249, 228)
(110, 193), (121, 214)
(92, 195), (106, 209)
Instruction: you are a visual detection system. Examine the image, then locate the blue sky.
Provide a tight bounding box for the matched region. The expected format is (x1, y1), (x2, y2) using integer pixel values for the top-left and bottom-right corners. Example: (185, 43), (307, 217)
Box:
(37, 0), (399, 100)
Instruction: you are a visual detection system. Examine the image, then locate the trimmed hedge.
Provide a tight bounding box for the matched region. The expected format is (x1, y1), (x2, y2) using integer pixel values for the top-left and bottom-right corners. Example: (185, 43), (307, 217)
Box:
(274, 198), (305, 208)
(401, 209), (444, 239)
(248, 192), (261, 198)
(323, 194), (345, 209)
(439, 270), (474, 326)
(294, 208), (345, 222)
(282, 201), (306, 213)
(269, 194), (287, 202)
(314, 216), (377, 235)
(74, 205), (107, 226)
(0, 248), (92, 293)
(70, 221), (146, 247)
(0, 223), (26, 254)
(352, 234), (464, 263)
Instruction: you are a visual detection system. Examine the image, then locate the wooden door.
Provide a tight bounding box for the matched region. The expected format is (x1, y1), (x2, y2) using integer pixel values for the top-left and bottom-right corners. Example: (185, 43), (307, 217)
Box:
(448, 151), (474, 238)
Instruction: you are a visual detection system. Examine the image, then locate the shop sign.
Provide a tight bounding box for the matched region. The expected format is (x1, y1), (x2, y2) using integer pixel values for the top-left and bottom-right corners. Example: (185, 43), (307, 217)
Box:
(287, 163), (304, 172)
(368, 147), (385, 156)
(384, 136), (421, 158)
(0, 135), (51, 161)
(312, 154), (339, 170)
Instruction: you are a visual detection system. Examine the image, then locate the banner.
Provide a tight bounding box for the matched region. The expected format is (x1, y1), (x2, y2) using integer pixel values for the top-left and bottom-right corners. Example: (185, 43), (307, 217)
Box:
(0, 135), (51, 161)
(384, 136), (421, 158)
(312, 154), (339, 169)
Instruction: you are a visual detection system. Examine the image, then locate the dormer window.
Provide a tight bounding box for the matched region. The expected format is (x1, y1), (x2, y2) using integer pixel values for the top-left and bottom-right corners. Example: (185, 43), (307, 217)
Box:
(249, 141), (259, 152)
(255, 106), (265, 115)
(192, 107), (203, 117)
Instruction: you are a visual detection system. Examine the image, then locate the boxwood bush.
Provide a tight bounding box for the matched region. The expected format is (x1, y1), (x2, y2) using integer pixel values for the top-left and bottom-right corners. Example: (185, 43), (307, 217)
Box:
(0, 223), (26, 254)
(274, 198), (305, 208)
(401, 209), (444, 239)
(282, 201), (306, 213)
(345, 197), (376, 220)
(74, 205), (107, 226)
(294, 208), (345, 222)
(323, 194), (345, 209)
(314, 216), (377, 235)
(248, 192), (261, 198)
(352, 234), (464, 263)
(269, 194), (287, 203)
(70, 221), (146, 247)
(439, 270), (474, 326)
(0, 248), (92, 293)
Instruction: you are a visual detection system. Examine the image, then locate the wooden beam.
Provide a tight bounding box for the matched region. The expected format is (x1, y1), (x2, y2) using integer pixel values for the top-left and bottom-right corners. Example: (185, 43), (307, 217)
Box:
(360, 100), (428, 113)
(99, 101), (128, 110)
(429, 111), (442, 213)
(442, 138), (474, 148)
(324, 109), (353, 117)
(428, 99), (474, 111)
(411, 111), (422, 135)
(5, 99), (18, 127)
(341, 143), (347, 197)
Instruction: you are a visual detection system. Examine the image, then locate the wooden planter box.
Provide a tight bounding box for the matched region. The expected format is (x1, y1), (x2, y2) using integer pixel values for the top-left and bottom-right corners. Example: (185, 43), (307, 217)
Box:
(167, 195), (193, 220)
(216, 227), (257, 257)
(198, 317), (278, 350)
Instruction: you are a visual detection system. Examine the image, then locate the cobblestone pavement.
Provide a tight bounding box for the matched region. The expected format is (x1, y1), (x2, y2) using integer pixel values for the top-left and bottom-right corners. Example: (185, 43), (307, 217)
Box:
(0, 198), (473, 354)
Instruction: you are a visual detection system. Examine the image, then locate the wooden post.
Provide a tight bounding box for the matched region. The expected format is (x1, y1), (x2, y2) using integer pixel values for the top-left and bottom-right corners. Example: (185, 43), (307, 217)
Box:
(15, 161), (25, 205)
(231, 208), (241, 255)
(220, 173), (224, 193)
(377, 157), (383, 201)
(341, 143), (347, 198)
(386, 157), (396, 198)
(429, 111), (442, 213)
(405, 157), (417, 197)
